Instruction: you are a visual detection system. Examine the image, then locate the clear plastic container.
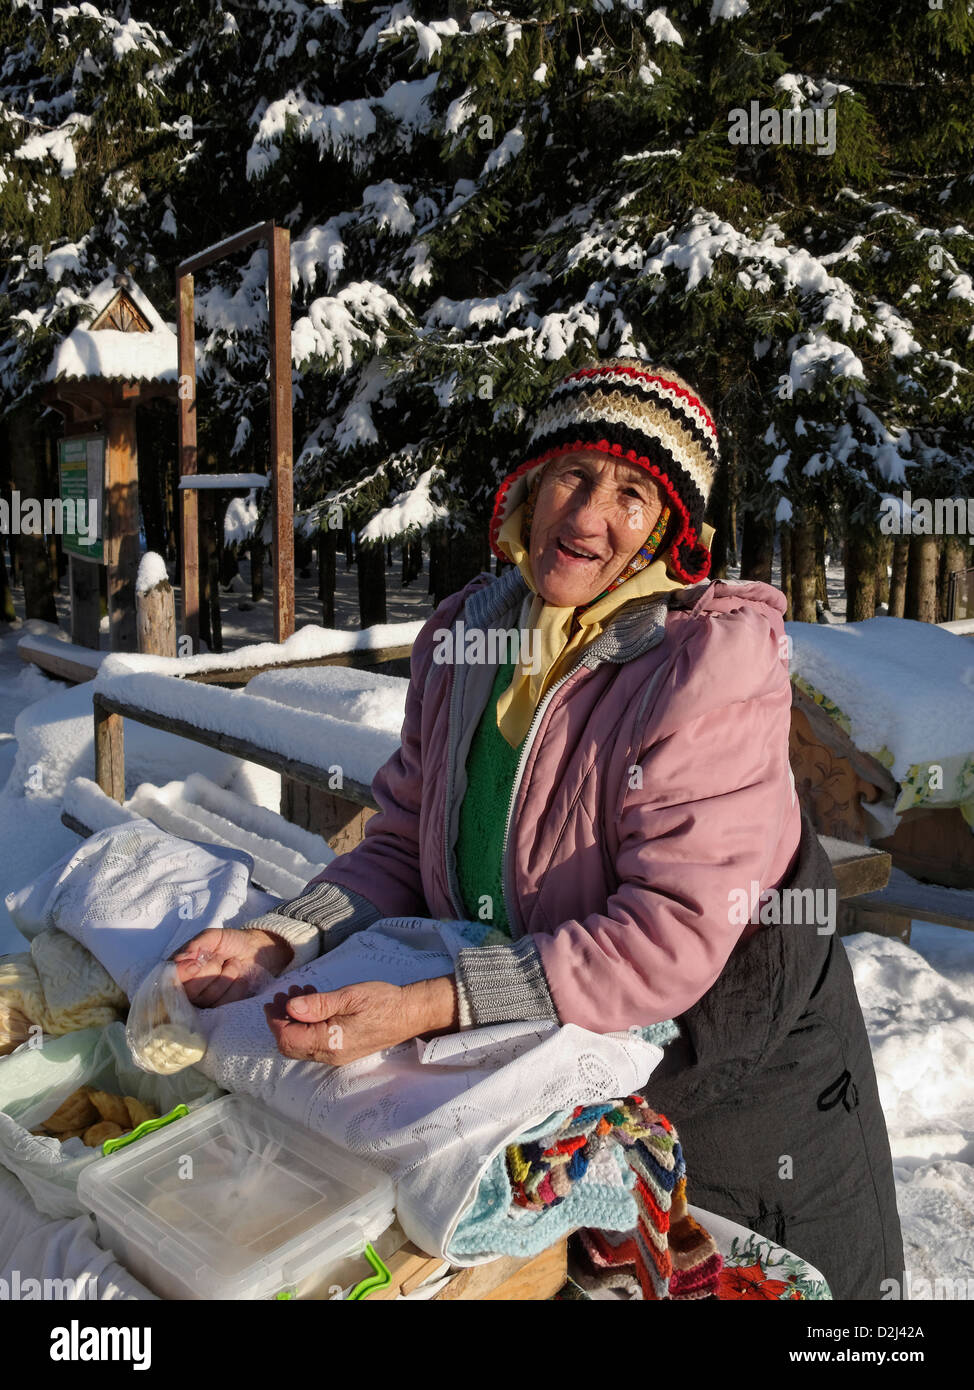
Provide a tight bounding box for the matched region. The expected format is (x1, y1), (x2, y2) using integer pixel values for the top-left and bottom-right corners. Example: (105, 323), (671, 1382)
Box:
(77, 1092), (395, 1300)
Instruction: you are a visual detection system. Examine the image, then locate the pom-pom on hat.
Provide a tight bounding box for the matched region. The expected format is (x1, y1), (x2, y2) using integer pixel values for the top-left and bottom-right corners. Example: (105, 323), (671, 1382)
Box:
(489, 357), (720, 584)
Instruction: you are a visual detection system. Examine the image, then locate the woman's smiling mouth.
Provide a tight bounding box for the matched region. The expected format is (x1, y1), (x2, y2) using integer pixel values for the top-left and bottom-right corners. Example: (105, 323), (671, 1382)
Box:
(555, 538), (600, 564)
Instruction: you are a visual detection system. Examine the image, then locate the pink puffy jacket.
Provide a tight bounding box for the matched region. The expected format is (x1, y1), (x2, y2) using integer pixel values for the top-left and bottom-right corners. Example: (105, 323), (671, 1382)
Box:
(304, 566), (802, 1034)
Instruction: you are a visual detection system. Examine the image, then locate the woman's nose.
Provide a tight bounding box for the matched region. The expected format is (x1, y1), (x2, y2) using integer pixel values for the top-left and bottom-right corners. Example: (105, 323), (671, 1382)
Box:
(565, 490), (608, 531)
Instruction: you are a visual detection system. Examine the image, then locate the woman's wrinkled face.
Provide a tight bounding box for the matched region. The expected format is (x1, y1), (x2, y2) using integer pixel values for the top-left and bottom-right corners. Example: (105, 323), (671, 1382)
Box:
(528, 449), (668, 608)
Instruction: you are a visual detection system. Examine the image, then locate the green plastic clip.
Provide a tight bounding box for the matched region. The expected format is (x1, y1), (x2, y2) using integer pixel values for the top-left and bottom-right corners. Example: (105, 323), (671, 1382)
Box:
(101, 1103), (189, 1157)
(346, 1244), (391, 1301)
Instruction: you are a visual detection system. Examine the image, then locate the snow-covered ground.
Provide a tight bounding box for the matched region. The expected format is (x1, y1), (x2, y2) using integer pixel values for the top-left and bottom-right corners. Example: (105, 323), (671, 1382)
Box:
(0, 548), (972, 1298)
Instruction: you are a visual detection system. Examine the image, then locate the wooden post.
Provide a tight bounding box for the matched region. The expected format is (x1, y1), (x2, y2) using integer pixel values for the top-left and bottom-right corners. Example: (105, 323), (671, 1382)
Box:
(94, 697), (125, 803)
(136, 566), (177, 657)
(105, 399), (140, 651)
(177, 272), (199, 651)
(69, 556), (101, 648)
(280, 776), (376, 853)
(269, 224), (294, 643)
(177, 221), (293, 646)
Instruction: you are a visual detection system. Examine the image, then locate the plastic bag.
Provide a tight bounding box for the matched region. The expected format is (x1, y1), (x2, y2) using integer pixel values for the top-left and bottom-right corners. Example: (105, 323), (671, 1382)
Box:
(126, 954), (276, 1075)
(125, 961), (209, 1075)
(0, 1023), (223, 1219)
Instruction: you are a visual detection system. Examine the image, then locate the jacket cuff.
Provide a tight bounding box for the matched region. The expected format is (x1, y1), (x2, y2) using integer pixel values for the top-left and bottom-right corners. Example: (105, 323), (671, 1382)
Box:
(453, 936), (560, 1027)
(241, 883), (384, 970)
(241, 913), (323, 970)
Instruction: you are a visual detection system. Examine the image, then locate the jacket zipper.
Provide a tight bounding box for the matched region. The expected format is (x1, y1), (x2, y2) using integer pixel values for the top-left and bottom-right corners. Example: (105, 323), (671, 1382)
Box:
(499, 655), (596, 938)
(442, 632), (597, 929)
(442, 640), (466, 919)
(443, 591), (670, 932)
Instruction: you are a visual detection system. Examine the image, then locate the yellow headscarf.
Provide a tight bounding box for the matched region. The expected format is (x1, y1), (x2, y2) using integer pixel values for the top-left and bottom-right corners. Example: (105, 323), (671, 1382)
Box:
(493, 490), (715, 748)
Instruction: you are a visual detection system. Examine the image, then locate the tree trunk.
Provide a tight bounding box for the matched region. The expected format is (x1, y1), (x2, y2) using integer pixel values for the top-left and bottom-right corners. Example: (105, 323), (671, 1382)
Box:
(220, 546), (239, 588)
(446, 523), (484, 597)
(165, 461), (179, 569)
(791, 521), (818, 622)
(295, 530), (313, 579)
(401, 534), (422, 587)
(357, 537), (386, 627)
(429, 521), (447, 603)
(44, 430), (61, 593)
(875, 535), (892, 609)
(938, 535), (968, 622)
(727, 493), (738, 568)
(317, 527), (336, 626)
(704, 454), (729, 579)
(137, 406), (168, 560)
(904, 533), (939, 623)
(845, 528), (880, 622)
(815, 527), (828, 607)
(8, 405), (57, 623)
(207, 500), (222, 653)
(251, 536), (264, 602)
(0, 543), (14, 622)
(779, 528), (793, 619)
(740, 511), (773, 583)
(198, 536), (212, 651)
(888, 537), (909, 617)
(345, 527), (354, 569)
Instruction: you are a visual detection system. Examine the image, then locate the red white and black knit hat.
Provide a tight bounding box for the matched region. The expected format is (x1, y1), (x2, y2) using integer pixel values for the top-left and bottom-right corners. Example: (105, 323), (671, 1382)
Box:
(489, 357), (720, 584)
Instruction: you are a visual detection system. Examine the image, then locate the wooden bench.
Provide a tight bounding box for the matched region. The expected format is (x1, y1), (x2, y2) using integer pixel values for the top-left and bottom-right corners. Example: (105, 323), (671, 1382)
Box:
(841, 867), (974, 946)
(17, 633), (106, 685)
(367, 1238), (567, 1301)
(790, 673), (974, 891)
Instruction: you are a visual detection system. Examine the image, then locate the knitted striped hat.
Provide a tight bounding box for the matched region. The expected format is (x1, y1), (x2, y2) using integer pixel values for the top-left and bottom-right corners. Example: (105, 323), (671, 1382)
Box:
(489, 357), (720, 584)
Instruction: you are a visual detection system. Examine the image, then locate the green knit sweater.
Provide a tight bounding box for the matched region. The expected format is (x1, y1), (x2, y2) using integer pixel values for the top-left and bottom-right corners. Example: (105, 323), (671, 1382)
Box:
(455, 658), (526, 936)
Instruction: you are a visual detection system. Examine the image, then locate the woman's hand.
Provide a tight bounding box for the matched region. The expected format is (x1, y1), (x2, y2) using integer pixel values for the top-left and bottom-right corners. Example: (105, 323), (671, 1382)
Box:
(173, 928), (294, 1008)
(264, 976), (459, 1066)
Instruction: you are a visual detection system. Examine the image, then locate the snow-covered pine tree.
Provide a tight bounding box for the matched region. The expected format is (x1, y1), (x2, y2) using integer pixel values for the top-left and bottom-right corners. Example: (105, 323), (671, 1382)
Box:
(243, 1), (973, 620)
(4, 2), (972, 629)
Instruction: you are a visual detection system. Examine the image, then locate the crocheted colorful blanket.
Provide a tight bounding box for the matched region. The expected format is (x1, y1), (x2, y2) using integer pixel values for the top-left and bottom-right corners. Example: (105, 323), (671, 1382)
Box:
(507, 1095), (722, 1300)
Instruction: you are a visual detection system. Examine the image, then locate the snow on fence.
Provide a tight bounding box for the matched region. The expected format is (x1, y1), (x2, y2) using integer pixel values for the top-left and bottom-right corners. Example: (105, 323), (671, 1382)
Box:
(92, 668), (403, 793)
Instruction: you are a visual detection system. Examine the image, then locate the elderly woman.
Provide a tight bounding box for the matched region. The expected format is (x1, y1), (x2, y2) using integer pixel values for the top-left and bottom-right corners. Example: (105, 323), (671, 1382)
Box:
(177, 358), (903, 1300)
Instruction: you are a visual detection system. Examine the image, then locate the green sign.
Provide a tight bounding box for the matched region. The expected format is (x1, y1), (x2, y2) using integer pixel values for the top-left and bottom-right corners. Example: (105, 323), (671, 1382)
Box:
(58, 434), (105, 563)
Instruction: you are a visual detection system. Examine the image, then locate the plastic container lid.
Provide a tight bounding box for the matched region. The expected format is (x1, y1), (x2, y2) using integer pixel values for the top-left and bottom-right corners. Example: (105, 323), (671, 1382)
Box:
(77, 1092), (395, 1300)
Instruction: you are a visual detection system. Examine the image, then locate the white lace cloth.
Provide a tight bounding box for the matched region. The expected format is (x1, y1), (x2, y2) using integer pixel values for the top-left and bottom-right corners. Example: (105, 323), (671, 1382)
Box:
(4, 819), (254, 996)
(9, 823), (662, 1260)
(197, 916), (661, 1258)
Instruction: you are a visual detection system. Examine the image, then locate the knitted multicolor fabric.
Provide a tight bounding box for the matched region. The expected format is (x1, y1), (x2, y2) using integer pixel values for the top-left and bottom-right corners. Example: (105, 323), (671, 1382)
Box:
(490, 357), (720, 584)
(506, 1095), (722, 1301)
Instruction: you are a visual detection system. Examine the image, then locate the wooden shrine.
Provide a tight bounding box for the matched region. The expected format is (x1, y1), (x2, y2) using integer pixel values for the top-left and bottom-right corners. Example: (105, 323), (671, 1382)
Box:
(41, 273), (178, 651)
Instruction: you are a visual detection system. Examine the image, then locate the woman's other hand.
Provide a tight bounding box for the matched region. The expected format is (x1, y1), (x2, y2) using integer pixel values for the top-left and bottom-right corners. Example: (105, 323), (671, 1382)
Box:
(173, 927), (294, 1008)
(264, 976), (458, 1065)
